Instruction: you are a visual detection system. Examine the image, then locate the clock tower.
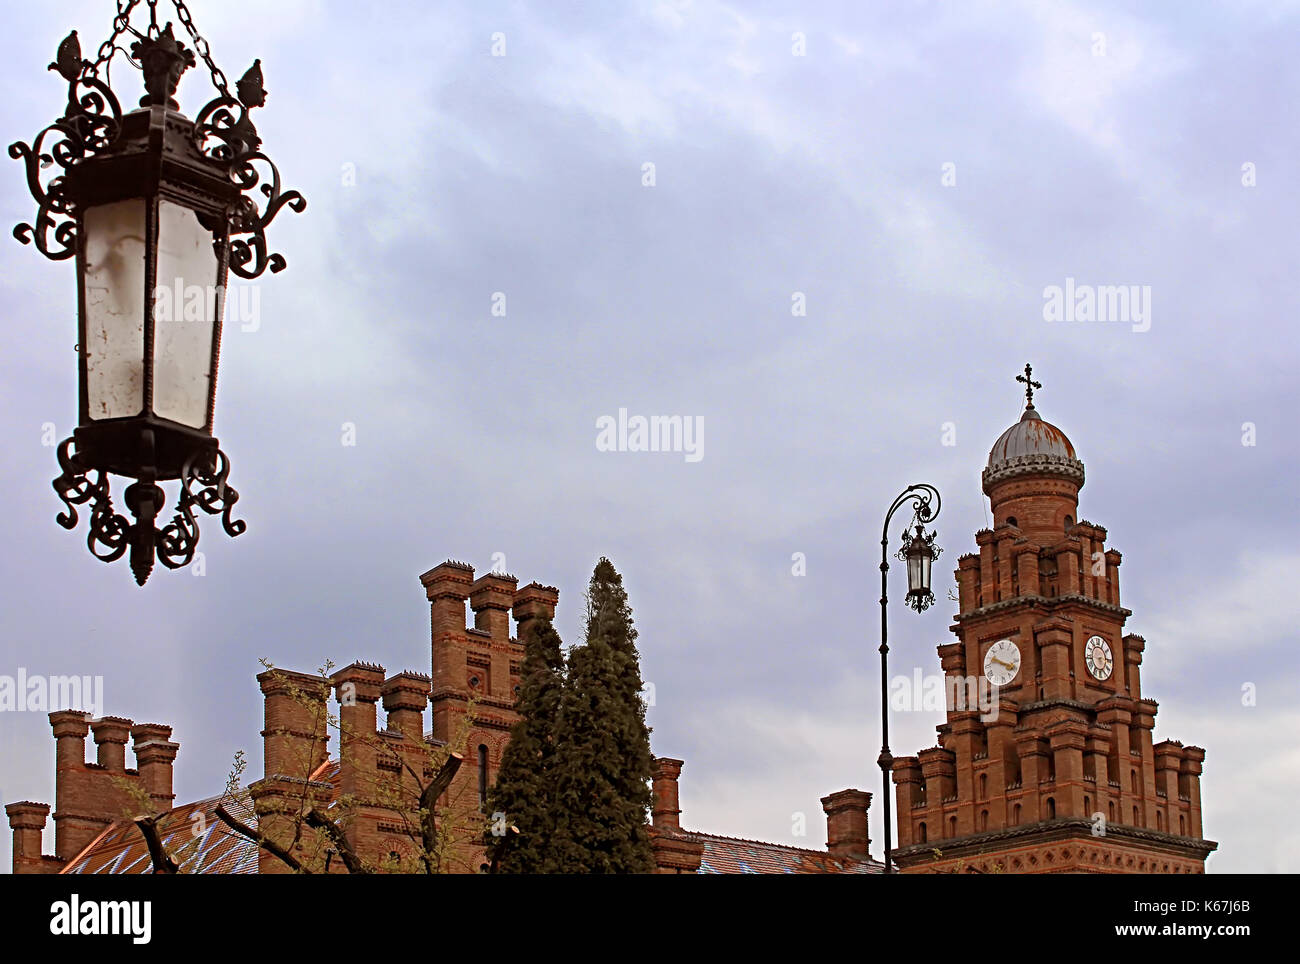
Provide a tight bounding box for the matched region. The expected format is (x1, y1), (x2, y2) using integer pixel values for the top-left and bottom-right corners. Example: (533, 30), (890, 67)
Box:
(890, 367), (1216, 873)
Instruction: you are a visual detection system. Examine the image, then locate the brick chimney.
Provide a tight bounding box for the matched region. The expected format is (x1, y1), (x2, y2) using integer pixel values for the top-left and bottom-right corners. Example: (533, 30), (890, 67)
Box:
(513, 582), (559, 642)
(333, 661), (385, 801)
(131, 723), (179, 811)
(421, 560), (475, 635)
(90, 716), (132, 770)
(6, 802), (53, 874)
(652, 757), (685, 831)
(50, 709), (105, 860)
(820, 789), (872, 861)
(382, 671), (430, 742)
(471, 571), (517, 643)
(258, 669), (330, 780)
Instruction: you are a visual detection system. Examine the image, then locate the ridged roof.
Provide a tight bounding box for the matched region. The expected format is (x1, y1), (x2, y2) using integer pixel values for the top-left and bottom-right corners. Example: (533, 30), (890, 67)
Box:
(693, 832), (882, 874)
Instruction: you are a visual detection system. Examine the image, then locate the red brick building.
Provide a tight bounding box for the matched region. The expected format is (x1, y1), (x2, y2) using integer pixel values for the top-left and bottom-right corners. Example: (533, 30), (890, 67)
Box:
(5, 561), (878, 874)
(4, 386), (1212, 874)
(890, 389), (1215, 873)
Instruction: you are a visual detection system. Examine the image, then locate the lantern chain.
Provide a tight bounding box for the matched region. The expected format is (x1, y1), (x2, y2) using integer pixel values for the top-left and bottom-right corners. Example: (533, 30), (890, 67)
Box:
(92, 0), (141, 76)
(171, 0), (231, 97)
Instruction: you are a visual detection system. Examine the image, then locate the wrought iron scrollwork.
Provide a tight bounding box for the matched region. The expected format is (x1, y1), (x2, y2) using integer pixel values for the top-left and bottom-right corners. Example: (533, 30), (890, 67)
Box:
(51, 437), (244, 584)
(897, 524), (943, 614)
(164, 445), (245, 560)
(193, 59), (306, 278)
(10, 31), (124, 261)
(52, 437), (132, 562)
(881, 482), (944, 613)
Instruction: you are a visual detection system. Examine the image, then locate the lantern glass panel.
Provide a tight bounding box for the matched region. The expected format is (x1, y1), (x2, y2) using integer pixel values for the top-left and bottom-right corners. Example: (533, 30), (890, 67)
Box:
(83, 199), (146, 420)
(152, 201), (221, 429)
(906, 546), (924, 594)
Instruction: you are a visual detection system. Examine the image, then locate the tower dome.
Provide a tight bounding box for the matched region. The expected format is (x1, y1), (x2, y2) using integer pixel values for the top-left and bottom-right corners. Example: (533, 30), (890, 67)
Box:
(981, 366), (1085, 539)
(982, 367), (1085, 495)
(982, 402), (1085, 492)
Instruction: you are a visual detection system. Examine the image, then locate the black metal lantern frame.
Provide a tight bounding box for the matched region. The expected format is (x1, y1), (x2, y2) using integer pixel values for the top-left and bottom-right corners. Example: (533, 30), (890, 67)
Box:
(9, 0), (304, 584)
(898, 519), (942, 614)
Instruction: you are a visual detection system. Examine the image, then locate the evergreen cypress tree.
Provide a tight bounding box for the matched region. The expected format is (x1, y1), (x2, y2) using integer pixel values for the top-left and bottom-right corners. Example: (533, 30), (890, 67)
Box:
(485, 616), (565, 873)
(549, 558), (656, 873)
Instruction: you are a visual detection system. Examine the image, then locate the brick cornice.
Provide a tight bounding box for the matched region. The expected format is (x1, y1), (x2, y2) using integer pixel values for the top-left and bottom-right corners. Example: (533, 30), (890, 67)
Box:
(982, 454), (1085, 492)
(893, 818), (1218, 863)
(954, 593), (1131, 626)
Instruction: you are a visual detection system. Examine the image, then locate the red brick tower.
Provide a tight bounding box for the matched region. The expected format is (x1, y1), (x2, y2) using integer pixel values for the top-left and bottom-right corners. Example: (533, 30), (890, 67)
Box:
(419, 561), (558, 871)
(891, 368), (1216, 873)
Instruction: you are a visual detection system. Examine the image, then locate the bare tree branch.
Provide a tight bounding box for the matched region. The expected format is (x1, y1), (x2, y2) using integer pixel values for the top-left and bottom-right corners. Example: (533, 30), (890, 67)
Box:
(215, 802), (312, 874)
(304, 809), (371, 874)
(132, 814), (180, 874)
(418, 752), (463, 873)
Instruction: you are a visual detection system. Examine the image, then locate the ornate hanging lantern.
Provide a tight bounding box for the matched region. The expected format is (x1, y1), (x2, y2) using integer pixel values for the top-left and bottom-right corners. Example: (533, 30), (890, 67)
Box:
(9, 1), (305, 584)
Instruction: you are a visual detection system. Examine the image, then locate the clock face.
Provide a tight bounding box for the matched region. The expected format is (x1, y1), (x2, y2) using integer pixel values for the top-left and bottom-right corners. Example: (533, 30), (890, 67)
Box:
(1085, 635), (1114, 681)
(983, 639), (1021, 686)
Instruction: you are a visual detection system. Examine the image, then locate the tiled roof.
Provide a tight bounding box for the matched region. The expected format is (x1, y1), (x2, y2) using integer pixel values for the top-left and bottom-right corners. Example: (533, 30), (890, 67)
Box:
(691, 831), (883, 874)
(60, 760), (878, 875)
(63, 761), (343, 875)
(61, 791), (261, 875)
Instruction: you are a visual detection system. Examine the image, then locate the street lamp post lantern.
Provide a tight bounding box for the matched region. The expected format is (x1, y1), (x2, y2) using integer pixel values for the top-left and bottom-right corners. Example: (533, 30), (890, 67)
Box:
(878, 483), (942, 874)
(9, 2), (304, 584)
(900, 521), (940, 613)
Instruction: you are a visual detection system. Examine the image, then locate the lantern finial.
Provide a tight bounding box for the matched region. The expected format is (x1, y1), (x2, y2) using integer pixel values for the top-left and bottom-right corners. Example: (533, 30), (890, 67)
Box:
(49, 31), (87, 82)
(131, 22), (196, 108)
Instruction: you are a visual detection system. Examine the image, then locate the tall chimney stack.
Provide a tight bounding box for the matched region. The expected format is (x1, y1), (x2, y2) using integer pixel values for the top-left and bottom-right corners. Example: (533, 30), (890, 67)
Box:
(90, 717), (132, 771)
(652, 757), (685, 831)
(5, 802), (52, 874)
(382, 671), (430, 742)
(820, 789), (872, 861)
(258, 669), (330, 780)
(131, 723), (179, 812)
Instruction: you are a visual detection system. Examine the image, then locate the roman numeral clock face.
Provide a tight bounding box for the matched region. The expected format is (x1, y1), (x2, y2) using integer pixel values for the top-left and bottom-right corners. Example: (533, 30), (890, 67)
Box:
(1085, 635), (1114, 681)
(983, 639), (1021, 686)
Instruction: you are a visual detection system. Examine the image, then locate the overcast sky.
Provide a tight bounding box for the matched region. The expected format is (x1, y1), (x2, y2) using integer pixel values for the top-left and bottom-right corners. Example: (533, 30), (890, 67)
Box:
(1, 0), (1297, 873)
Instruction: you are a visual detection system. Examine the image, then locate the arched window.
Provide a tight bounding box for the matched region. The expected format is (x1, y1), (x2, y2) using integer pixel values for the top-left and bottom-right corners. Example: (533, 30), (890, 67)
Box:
(1156, 811), (1164, 832)
(918, 822), (927, 843)
(1131, 770), (1138, 794)
(478, 744), (489, 809)
(979, 773), (987, 799)
(1013, 804), (1021, 826)
(1064, 515), (1073, 531)
(1084, 795), (1091, 816)
(1133, 805), (1140, 826)
(948, 816), (957, 838)
(1045, 797), (1056, 819)
(1006, 516), (1018, 528)
(980, 809), (989, 832)
(1109, 801), (1116, 822)
(1179, 815), (1186, 835)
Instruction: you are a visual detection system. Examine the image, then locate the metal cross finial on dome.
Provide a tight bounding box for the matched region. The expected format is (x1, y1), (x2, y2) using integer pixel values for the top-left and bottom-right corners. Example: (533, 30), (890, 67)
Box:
(1017, 363), (1042, 407)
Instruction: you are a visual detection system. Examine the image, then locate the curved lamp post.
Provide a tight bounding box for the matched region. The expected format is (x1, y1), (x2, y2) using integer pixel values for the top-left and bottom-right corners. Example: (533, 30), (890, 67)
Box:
(878, 483), (941, 873)
(9, 1), (304, 584)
